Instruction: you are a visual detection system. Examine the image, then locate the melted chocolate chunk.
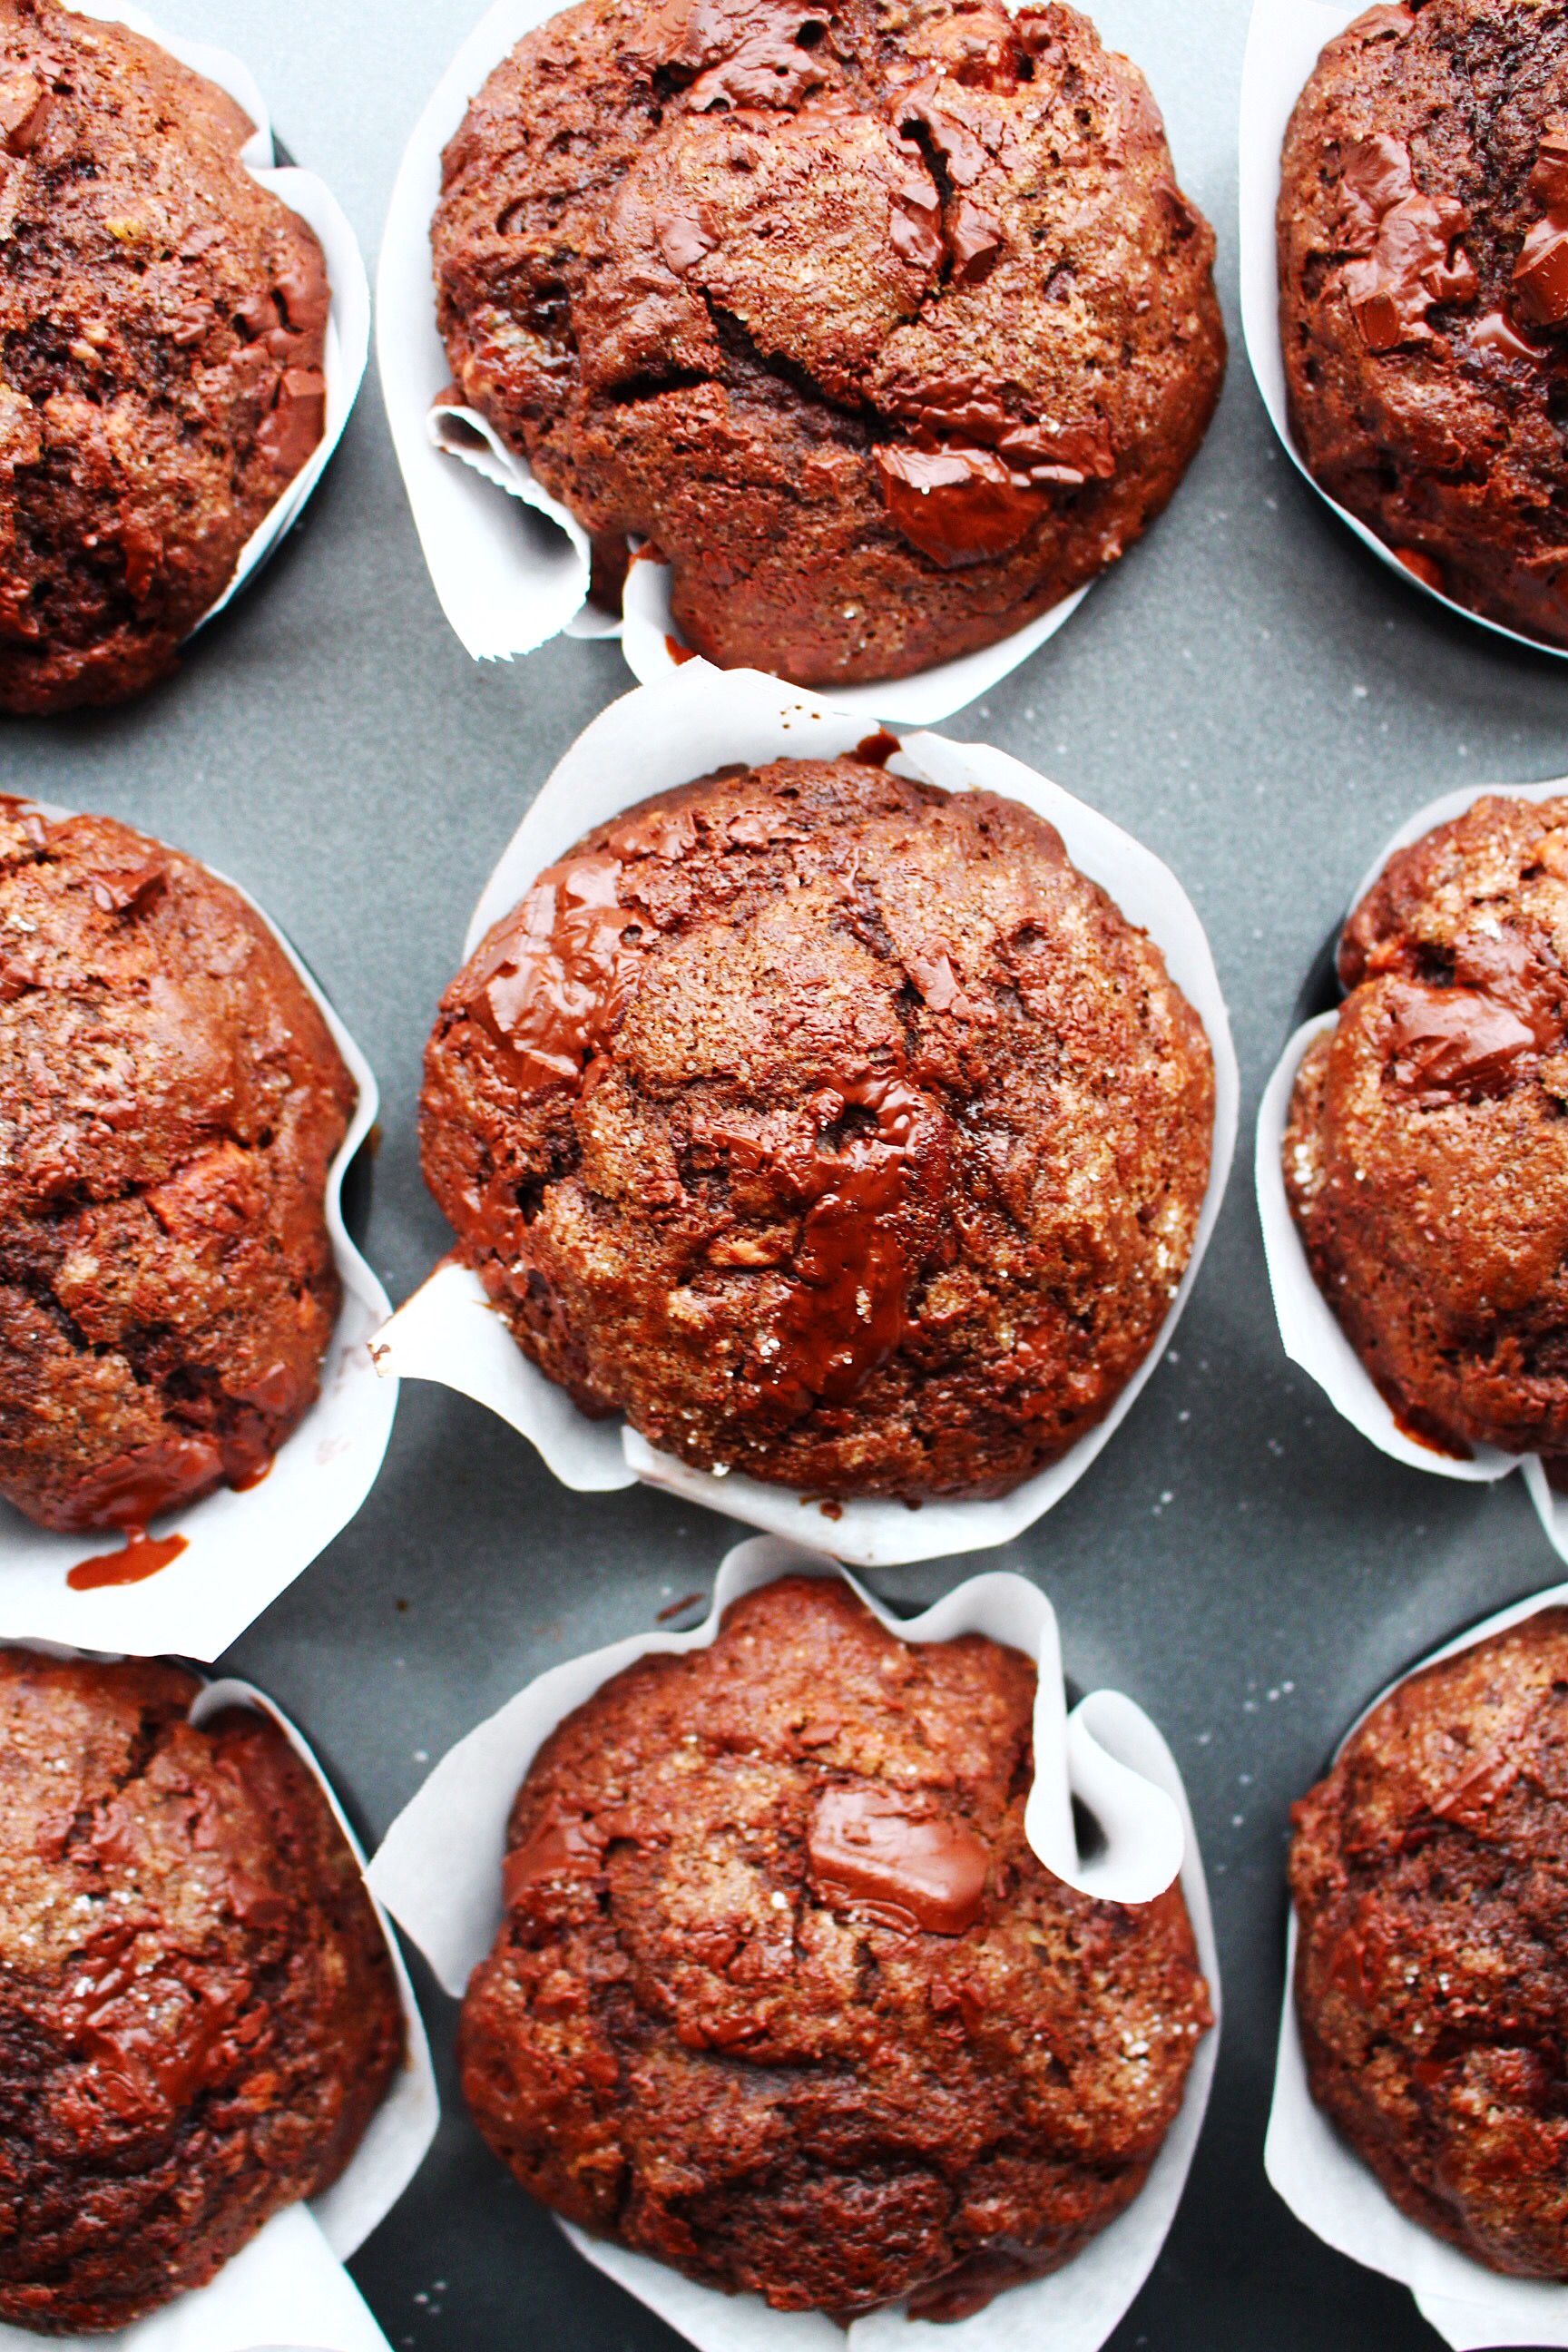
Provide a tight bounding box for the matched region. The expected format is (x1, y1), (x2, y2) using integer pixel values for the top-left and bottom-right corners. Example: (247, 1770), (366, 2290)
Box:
(769, 1076), (941, 1404)
(457, 853), (644, 1092)
(1516, 213), (1568, 328)
(1384, 983), (1538, 1099)
(808, 1782), (990, 1934)
(947, 196), (1004, 285)
(644, 0), (833, 111)
(1469, 307), (1544, 363)
(1377, 923), (1567, 1101)
(503, 1809), (608, 1906)
(1338, 134), (1476, 352)
(892, 74), (994, 188)
(1520, 122), (1568, 327)
(875, 442), (1045, 565)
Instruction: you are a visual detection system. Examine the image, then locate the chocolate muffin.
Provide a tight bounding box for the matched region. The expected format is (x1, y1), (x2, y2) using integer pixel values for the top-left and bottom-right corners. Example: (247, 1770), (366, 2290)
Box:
(0, 0), (332, 715)
(0, 795), (356, 1533)
(432, 0), (1224, 687)
(420, 756), (1215, 1503)
(0, 1645), (402, 2333)
(461, 1575), (1210, 2317)
(1279, 0), (1568, 648)
(1284, 792), (1568, 1463)
(1291, 1609), (1568, 2278)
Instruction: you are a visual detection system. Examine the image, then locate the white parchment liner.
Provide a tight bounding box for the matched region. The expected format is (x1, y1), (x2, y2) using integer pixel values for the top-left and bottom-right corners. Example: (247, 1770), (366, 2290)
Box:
(58, 4), (370, 639)
(370, 1534), (1220, 2352)
(1266, 1577), (1568, 2348)
(0, 800), (399, 1660)
(1256, 772), (1568, 1565)
(376, 0), (1094, 722)
(1238, 0), (1568, 662)
(368, 662), (1239, 1568)
(0, 1642), (439, 2352)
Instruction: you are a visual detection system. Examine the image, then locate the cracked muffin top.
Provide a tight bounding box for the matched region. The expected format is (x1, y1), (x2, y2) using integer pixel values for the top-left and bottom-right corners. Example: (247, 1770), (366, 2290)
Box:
(1279, 0), (1568, 648)
(0, 795), (355, 1534)
(0, 0), (331, 715)
(1284, 793), (1568, 1465)
(1292, 1609), (1568, 2279)
(0, 1646), (402, 2334)
(419, 755), (1215, 1504)
(460, 1574), (1210, 2318)
(432, 0), (1223, 686)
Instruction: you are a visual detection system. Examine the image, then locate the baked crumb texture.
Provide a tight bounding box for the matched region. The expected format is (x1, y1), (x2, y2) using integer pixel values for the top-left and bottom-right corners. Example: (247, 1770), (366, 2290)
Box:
(434, 0), (1223, 685)
(0, 1645), (402, 2333)
(461, 1576), (1211, 2318)
(0, 794), (354, 1533)
(421, 758), (1215, 1504)
(1279, 0), (1568, 646)
(1294, 1610), (1568, 2279)
(1284, 791), (1568, 1465)
(0, 0), (330, 713)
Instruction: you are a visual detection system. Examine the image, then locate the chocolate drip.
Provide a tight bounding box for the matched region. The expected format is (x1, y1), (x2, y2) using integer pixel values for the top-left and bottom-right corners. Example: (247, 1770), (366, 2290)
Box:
(66, 1530), (189, 1591)
(808, 1782), (989, 1934)
(697, 1074), (945, 1405)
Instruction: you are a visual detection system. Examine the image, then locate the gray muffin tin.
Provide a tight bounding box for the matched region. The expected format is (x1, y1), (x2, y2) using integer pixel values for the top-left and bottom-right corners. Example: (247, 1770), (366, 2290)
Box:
(11, 1), (1568, 2346)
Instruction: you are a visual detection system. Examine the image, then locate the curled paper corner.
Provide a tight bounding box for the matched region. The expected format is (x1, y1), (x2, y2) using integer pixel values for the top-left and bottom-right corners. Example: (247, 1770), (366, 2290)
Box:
(1238, 0), (1568, 663)
(0, 803), (398, 1661)
(1255, 771), (1568, 1564)
(0, 1650), (438, 2352)
(372, 664), (1237, 1570)
(368, 1534), (1216, 2352)
(424, 400), (622, 646)
(64, 4), (370, 642)
(378, 0), (1098, 717)
(1265, 1576), (1568, 2350)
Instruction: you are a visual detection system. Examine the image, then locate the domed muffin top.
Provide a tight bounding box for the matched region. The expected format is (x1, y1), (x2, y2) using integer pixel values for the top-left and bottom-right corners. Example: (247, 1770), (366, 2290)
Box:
(1279, 0), (1568, 645)
(0, 0), (331, 714)
(0, 796), (355, 1533)
(1284, 792), (1568, 1462)
(0, 1644), (402, 2334)
(433, 0), (1223, 685)
(421, 755), (1214, 1503)
(1292, 1609), (1568, 2279)
(460, 1574), (1210, 2318)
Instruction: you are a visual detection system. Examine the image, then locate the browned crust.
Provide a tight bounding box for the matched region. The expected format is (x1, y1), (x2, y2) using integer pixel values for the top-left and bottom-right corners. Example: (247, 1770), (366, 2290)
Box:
(0, 1645), (403, 2333)
(460, 1576), (1210, 2316)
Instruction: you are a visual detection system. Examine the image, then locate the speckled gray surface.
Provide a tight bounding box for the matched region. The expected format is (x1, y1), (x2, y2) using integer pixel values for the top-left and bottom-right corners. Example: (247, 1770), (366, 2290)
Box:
(8, 1), (1568, 2344)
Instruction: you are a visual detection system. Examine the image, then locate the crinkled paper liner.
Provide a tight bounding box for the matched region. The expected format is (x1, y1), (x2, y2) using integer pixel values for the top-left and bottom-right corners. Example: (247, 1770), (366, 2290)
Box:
(0, 1644), (438, 2352)
(63, 4), (370, 638)
(1256, 772), (1568, 1566)
(0, 801), (399, 1659)
(369, 1534), (1220, 2352)
(1238, 0), (1568, 662)
(1267, 1577), (1568, 2347)
(377, 0), (1093, 722)
(368, 662), (1238, 1569)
